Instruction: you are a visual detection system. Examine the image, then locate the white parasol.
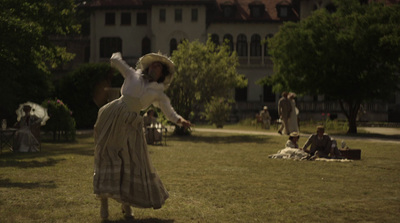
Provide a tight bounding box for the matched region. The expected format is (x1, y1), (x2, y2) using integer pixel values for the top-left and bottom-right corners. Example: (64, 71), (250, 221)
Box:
(15, 101), (50, 126)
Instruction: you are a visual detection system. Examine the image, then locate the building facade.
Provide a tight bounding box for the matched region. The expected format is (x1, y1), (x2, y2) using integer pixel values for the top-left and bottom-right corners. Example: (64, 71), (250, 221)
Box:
(85, 0), (399, 122)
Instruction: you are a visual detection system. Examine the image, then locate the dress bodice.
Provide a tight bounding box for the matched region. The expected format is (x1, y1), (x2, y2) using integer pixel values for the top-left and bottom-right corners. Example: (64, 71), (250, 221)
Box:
(111, 54), (182, 123)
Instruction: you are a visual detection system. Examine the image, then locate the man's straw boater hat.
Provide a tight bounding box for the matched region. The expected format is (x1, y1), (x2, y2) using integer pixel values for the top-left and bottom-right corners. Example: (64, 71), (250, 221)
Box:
(289, 132), (299, 138)
(136, 52), (175, 89)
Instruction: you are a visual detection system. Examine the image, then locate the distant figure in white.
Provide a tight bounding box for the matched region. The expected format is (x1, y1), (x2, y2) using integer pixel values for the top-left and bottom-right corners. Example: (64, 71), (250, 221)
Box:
(287, 92), (299, 133)
(14, 105), (41, 152)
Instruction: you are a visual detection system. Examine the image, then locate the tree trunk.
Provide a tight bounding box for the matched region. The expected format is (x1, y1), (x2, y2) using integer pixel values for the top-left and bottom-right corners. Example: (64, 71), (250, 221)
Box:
(339, 100), (360, 134)
(347, 113), (357, 134)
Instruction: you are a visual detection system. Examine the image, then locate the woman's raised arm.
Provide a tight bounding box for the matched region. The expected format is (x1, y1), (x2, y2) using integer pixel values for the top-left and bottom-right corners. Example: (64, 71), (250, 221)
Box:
(110, 52), (132, 79)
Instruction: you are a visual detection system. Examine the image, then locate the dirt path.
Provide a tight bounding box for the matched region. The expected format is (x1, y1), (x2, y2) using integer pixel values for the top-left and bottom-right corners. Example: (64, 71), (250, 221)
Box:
(361, 127), (400, 136)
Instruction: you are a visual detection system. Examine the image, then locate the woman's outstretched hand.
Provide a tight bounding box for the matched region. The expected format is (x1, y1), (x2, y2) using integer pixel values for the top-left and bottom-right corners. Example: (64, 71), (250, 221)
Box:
(178, 118), (192, 129)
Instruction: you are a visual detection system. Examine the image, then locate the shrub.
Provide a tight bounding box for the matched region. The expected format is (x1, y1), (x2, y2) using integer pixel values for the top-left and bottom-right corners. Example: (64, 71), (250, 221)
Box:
(42, 98), (76, 141)
(203, 97), (232, 128)
(58, 63), (123, 129)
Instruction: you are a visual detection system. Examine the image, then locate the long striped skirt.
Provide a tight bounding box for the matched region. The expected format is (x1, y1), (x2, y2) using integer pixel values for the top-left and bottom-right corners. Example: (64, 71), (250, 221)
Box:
(93, 96), (169, 209)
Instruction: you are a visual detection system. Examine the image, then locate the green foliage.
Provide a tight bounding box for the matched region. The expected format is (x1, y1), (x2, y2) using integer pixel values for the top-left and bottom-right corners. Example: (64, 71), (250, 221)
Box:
(42, 98), (76, 141)
(0, 0), (80, 122)
(264, 0), (400, 133)
(203, 97), (232, 128)
(58, 63), (119, 129)
(167, 37), (246, 133)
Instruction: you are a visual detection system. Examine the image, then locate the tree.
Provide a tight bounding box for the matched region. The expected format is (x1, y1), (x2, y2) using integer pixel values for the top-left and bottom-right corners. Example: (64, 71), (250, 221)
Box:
(167, 38), (247, 134)
(0, 0), (79, 121)
(263, 0), (400, 134)
(58, 63), (121, 129)
(203, 97), (233, 128)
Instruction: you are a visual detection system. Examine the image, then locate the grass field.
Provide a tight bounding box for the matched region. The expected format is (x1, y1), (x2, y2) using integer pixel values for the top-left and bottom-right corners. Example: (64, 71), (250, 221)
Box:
(0, 129), (399, 223)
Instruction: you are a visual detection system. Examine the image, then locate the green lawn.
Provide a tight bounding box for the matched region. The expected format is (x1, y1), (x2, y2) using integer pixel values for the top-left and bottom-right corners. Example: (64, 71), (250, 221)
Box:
(0, 130), (399, 223)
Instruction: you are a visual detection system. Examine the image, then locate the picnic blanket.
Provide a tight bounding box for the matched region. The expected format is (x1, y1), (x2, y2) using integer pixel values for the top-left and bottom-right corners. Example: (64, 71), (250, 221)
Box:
(269, 148), (352, 162)
(269, 148), (309, 160)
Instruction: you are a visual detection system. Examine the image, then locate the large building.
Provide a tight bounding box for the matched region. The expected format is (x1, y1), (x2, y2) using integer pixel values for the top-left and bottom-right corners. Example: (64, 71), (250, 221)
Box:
(84, 0), (399, 122)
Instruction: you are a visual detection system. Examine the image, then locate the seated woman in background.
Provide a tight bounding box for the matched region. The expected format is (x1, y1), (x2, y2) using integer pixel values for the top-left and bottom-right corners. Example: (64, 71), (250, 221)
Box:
(269, 132), (309, 160)
(285, 131), (300, 148)
(143, 109), (158, 127)
(143, 108), (162, 144)
(14, 105), (42, 152)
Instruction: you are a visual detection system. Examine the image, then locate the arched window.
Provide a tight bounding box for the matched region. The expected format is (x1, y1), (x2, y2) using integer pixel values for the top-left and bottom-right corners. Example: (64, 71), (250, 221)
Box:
(170, 38), (177, 55)
(236, 34), (247, 57)
(211, 34), (219, 46)
(264, 34), (273, 56)
(100, 37), (122, 58)
(250, 34), (261, 57)
(223, 34), (234, 52)
(141, 37), (151, 56)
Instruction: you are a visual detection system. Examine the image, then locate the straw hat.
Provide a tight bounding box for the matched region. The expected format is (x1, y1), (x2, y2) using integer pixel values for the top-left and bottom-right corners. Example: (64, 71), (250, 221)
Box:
(289, 132), (299, 138)
(136, 52), (175, 89)
(263, 106), (268, 110)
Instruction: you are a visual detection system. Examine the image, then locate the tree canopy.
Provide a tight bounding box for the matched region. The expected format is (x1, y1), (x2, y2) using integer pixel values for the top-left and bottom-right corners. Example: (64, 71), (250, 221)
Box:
(0, 0), (80, 120)
(167, 38), (247, 133)
(263, 0), (400, 133)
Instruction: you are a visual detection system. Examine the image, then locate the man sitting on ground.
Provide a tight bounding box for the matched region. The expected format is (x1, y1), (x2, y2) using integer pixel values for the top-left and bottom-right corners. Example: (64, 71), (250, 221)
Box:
(301, 126), (342, 158)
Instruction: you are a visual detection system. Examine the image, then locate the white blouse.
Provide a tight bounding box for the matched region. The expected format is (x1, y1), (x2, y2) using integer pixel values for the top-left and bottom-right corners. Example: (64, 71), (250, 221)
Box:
(110, 53), (182, 124)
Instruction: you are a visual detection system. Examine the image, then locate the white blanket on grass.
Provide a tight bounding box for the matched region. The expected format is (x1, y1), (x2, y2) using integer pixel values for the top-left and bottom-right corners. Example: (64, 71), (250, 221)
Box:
(269, 148), (309, 160)
(269, 148), (352, 162)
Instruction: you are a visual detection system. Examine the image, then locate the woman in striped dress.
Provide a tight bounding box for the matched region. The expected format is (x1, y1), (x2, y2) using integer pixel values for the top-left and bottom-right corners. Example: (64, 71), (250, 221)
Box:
(93, 52), (191, 220)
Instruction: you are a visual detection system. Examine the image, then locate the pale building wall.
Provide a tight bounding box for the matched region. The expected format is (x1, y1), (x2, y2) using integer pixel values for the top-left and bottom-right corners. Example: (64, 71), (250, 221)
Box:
(237, 67), (274, 101)
(90, 10), (152, 62)
(83, 1), (396, 122)
(208, 23), (281, 102)
(207, 23), (279, 38)
(151, 5), (208, 54)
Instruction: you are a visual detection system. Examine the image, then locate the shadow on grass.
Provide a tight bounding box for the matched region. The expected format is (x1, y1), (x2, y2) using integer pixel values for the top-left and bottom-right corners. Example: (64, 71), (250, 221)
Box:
(37, 133), (94, 157)
(103, 218), (174, 223)
(0, 157), (65, 168)
(0, 178), (56, 189)
(167, 134), (270, 144)
(40, 145), (94, 157)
